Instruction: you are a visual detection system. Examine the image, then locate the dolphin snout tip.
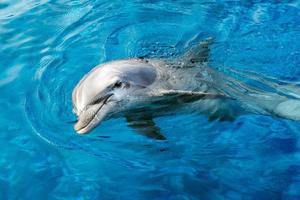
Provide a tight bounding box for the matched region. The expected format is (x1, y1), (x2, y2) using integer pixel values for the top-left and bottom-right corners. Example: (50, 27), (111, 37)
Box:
(74, 122), (89, 135)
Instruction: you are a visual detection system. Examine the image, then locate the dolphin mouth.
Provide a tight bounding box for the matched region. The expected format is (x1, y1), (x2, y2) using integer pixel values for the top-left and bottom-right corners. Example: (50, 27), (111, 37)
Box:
(74, 94), (113, 134)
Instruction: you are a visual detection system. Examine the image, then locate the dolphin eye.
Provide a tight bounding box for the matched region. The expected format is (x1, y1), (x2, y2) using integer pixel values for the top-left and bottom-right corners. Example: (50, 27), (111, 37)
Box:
(113, 81), (122, 88)
(113, 81), (130, 89)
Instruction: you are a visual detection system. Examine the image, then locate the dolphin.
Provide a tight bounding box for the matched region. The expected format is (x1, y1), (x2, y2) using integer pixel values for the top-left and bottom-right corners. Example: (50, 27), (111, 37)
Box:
(72, 38), (300, 139)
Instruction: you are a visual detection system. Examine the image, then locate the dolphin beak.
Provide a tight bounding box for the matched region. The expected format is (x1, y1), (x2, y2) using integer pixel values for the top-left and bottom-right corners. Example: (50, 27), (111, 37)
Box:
(74, 95), (114, 134)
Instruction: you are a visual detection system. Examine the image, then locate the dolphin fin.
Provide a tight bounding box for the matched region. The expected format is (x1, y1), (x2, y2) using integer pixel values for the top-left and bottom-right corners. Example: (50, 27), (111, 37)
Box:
(208, 107), (236, 122)
(125, 114), (166, 140)
(181, 37), (214, 67)
(274, 99), (300, 121)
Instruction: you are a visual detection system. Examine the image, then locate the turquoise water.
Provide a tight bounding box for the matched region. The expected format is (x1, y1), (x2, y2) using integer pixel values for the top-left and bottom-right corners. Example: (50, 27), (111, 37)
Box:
(1, 0), (300, 199)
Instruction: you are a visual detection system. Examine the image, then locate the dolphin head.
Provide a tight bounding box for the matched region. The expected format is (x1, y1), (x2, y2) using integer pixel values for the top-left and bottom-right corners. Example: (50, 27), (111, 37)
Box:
(72, 60), (157, 134)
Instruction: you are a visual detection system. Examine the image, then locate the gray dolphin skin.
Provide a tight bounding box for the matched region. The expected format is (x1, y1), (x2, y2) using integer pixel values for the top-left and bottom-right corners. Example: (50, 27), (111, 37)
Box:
(72, 38), (300, 139)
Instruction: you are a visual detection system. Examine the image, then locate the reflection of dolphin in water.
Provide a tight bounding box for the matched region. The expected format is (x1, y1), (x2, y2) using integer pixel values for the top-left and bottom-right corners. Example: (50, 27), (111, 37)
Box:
(72, 38), (300, 139)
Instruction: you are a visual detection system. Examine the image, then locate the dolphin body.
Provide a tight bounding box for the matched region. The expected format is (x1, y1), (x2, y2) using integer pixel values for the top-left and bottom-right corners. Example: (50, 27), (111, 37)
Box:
(72, 38), (300, 139)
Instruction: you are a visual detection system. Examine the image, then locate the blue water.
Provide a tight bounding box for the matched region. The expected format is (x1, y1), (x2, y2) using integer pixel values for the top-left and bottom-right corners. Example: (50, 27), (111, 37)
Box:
(1, 0), (300, 199)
